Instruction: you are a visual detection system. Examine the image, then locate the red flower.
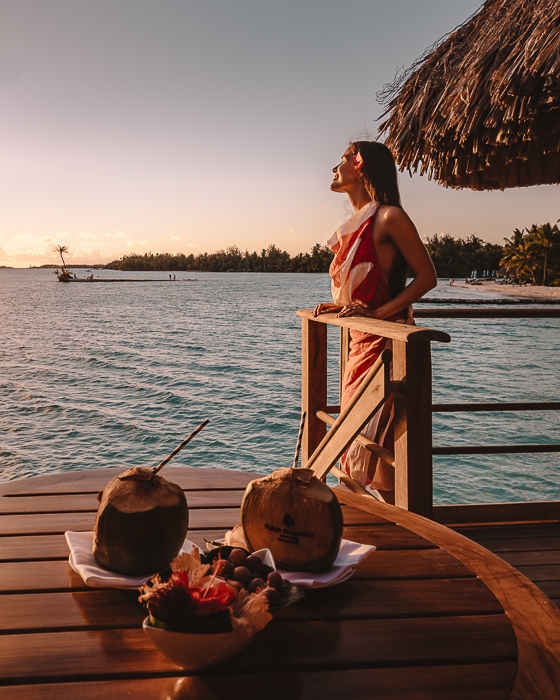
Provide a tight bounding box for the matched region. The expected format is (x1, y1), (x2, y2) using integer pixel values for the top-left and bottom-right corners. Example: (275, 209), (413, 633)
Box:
(141, 571), (238, 623)
(190, 581), (237, 616)
(353, 152), (364, 171)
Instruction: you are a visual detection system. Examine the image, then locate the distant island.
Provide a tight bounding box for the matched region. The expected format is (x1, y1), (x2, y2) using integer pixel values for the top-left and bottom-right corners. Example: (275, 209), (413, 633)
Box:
(106, 244), (334, 273)
(106, 239), (504, 275)
(23, 222), (559, 285)
(102, 225), (560, 285)
(31, 263), (107, 269)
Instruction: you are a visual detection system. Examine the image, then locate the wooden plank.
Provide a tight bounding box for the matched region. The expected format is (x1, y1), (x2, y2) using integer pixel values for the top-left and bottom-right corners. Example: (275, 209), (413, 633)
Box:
(274, 578), (503, 620)
(332, 466), (378, 497)
(496, 549), (560, 567)
(393, 339), (433, 518)
(433, 444), (560, 455)
(0, 662), (518, 700)
(296, 309), (451, 344)
(343, 524), (437, 550)
(0, 561), (93, 592)
(437, 502), (560, 526)
(0, 467), (260, 496)
(538, 581), (560, 600)
(336, 490), (560, 699)
(339, 326), (350, 397)
(305, 355), (386, 479)
(0, 591), (144, 632)
(353, 548), (473, 580)
(0, 578), (502, 634)
(513, 564), (560, 583)
(457, 523), (560, 540)
(301, 316), (328, 463)
(0, 543), (438, 594)
(317, 410), (395, 465)
(0, 489), (245, 514)
(0, 529), (231, 562)
(432, 401), (560, 412)
(0, 529), (254, 593)
(415, 307), (560, 318)
(340, 505), (388, 526)
(0, 508), (241, 535)
(0, 616), (516, 682)
(0, 535), (70, 561)
(462, 536), (560, 553)
(0, 532), (254, 591)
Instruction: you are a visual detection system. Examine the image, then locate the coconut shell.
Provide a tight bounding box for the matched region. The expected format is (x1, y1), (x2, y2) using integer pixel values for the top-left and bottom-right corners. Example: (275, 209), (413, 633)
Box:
(93, 467), (189, 575)
(241, 468), (343, 572)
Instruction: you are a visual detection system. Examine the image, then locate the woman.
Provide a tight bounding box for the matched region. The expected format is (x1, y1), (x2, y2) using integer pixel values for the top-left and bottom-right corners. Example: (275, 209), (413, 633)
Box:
(313, 141), (437, 502)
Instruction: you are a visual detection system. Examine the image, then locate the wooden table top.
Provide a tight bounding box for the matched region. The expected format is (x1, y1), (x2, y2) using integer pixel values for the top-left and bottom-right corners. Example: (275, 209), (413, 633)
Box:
(1, 467), (559, 700)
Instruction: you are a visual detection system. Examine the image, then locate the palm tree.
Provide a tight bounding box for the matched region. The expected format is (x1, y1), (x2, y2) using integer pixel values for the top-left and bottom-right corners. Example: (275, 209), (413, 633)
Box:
(525, 223), (560, 286)
(500, 236), (538, 284)
(503, 228), (525, 250)
(55, 245), (69, 269)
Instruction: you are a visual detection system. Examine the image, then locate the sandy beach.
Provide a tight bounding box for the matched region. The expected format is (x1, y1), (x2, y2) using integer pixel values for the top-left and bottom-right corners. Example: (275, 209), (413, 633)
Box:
(449, 280), (560, 300)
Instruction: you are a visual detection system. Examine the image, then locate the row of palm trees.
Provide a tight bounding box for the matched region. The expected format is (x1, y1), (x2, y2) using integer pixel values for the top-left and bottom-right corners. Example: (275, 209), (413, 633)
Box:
(501, 222), (560, 286)
(105, 243), (335, 273)
(424, 234), (503, 278)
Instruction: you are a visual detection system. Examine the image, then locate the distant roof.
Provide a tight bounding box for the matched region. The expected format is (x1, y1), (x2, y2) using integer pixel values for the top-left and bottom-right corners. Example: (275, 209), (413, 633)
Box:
(378, 0), (560, 190)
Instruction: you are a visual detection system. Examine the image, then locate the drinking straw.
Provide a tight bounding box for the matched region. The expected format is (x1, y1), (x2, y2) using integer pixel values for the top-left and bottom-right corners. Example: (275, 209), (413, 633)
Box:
(151, 419), (209, 477)
(291, 411), (306, 468)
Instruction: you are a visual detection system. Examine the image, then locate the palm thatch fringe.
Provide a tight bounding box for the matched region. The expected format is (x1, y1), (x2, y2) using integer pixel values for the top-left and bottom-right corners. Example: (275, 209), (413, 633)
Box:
(378, 0), (560, 190)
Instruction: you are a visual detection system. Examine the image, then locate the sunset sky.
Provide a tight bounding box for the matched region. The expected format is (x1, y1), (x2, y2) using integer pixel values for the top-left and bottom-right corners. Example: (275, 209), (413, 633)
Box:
(1, 0), (558, 268)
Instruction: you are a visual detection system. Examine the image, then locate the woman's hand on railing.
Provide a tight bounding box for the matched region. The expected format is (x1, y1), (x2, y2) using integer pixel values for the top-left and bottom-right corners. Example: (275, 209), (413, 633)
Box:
(312, 302), (343, 317)
(336, 302), (378, 319)
(312, 301), (381, 319)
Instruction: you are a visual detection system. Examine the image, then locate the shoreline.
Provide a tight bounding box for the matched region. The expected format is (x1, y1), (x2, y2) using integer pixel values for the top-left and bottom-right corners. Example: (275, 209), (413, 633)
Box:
(443, 280), (560, 301)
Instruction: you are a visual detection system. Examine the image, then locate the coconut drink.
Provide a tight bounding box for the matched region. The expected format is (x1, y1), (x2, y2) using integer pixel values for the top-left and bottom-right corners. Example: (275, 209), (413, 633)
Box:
(92, 420), (208, 575)
(241, 467), (343, 572)
(93, 467), (189, 575)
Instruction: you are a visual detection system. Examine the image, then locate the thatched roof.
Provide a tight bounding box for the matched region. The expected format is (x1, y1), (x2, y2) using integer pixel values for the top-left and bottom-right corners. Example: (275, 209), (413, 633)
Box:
(378, 0), (560, 190)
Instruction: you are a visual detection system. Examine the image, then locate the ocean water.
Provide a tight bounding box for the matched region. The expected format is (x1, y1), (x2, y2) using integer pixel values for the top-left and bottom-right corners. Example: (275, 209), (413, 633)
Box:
(1, 268), (558, 504)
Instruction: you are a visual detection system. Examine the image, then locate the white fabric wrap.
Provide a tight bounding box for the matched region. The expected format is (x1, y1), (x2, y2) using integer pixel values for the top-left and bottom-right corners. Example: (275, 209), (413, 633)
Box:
(327, 202), (378, 306)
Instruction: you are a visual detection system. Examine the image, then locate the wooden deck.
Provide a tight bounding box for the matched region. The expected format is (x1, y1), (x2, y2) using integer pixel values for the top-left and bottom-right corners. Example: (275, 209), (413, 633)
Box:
(2, 467), (560, 698)
(455, 521), (560, 610)
(297, 305), (560, 623)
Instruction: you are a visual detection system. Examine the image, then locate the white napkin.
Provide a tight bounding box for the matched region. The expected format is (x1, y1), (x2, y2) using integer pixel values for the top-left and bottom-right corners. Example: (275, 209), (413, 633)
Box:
(65, 531), (200, 589)
(277, 539), (375, 589)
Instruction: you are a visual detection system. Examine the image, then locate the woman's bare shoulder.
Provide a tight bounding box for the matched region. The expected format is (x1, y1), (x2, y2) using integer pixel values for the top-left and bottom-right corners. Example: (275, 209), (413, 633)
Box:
(377, 205), (412, 223)
(376, 205), (416, 236)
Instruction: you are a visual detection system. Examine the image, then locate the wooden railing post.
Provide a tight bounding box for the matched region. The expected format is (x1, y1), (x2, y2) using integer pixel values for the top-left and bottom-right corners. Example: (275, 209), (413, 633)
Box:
(301, 317), (328, 464)
(297, 308), (449, 513)
(392, 339), (434, 518)
(339, 327), (350, 399)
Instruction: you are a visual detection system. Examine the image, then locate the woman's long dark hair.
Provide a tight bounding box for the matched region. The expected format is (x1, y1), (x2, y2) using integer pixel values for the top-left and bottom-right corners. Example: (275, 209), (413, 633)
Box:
(351, 141), (402, 208)
(352, 141), (407, 295)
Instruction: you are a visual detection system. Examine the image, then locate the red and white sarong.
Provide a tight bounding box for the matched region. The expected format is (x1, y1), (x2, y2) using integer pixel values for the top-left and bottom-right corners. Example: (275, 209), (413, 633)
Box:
(328, 202), (408, 490)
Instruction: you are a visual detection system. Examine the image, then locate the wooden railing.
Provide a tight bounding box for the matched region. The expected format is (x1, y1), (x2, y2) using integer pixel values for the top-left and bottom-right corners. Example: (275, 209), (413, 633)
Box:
(414, 307), (560, 526)
(296, 309), (450, 519)
(298, 306), (560, 524)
